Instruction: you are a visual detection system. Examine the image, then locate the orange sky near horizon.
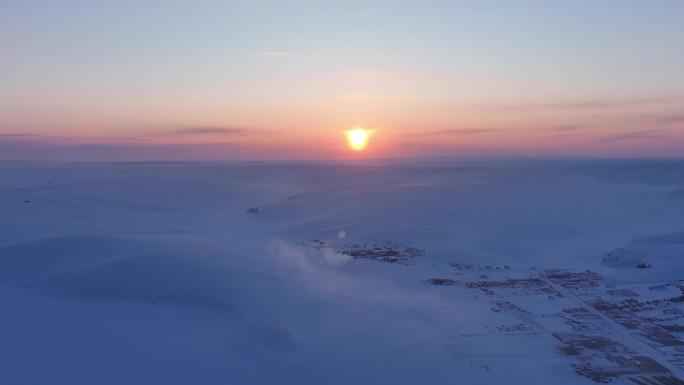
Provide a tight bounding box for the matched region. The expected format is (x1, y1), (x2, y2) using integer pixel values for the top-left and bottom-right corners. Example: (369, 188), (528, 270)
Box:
(1, 1), (683, 160)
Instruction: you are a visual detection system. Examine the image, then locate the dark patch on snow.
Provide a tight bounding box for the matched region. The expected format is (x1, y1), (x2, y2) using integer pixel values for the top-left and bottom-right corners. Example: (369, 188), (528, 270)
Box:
(563, 307), (601, 320)
(466, 277), (559, 296)
(294, 239), (327, 250)
(450, 263), (511, 271)
(542, 269), (602, 290)
(339, 243), (425, 264)
(459, 261), (684, 384)
(662, 324), (684, 332)
(294, 240), (425, 264)
(607, 289), (639, 297)
(554, 333), (683, 384)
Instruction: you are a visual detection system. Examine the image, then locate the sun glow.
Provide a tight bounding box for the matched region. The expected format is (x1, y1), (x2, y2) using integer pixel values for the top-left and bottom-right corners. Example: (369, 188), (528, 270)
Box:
(345, 127), (370, 151)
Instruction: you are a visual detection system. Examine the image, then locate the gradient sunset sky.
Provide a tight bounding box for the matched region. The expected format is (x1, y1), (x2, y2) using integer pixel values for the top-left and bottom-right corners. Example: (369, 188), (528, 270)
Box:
(1, 0), (683, 160)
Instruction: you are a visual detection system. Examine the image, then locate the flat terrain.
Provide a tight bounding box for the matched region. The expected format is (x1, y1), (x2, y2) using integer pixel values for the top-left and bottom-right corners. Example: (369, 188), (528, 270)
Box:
(1, 158), (684, 384)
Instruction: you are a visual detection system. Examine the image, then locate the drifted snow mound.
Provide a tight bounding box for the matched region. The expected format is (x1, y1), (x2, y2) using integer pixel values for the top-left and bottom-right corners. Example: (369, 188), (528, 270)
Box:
(601, 248), (650, 268)
(0, 234), (156, 282)
(35, 252), (239, 311)
(0, 234), (246, 312)
(600, 232), (684, 280)
(631, 232), (684, 246)
(0, 234), (297, 385)
(666, 187), (684, 201)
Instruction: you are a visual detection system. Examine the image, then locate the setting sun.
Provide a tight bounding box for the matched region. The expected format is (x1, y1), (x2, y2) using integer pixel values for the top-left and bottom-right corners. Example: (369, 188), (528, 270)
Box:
(345, 128), (370, 151)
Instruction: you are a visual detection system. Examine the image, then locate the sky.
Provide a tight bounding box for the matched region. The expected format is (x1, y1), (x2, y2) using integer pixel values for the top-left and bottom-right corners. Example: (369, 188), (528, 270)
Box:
(1, 0), (684, 160)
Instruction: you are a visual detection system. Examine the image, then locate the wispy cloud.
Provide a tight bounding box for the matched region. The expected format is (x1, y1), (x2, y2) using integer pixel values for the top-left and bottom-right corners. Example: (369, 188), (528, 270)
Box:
(484, 97), (679, 111)
(654, 114), (684, 125)
(175, 127), (247, 136)
(259, 51), (291, 57)
(537, 98), (668, 110)
(0, 138), (249, 161)
(428, 128), (499, 135)
(0, 133), (37, 138)
(541, 125), (585, 138)
(596, 130), (663, 143)
(544, 124), (584, 132)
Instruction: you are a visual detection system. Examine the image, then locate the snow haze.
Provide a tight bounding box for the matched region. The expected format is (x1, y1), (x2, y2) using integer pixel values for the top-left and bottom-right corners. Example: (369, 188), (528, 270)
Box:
(2, 158), (684, 384)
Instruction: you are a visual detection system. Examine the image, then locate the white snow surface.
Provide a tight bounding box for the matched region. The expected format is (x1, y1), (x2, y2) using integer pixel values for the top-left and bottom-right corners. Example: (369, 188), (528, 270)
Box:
(1, 158), (683, 384)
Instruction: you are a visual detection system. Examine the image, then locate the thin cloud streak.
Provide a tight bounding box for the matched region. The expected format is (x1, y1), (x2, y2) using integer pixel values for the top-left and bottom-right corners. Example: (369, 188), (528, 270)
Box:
(654, 114), (684, 125)
(428, 128), (499, 135)
(0, 133), (37, 138)
(596, 130), (663, 143)
(541, 125), (585, 138)
(0, 138), (249, 161)
(543, 125), (584, 132)
(260, 51), (291, 57)
(175, 127), (248, 135)
(482, 97), (680, 111)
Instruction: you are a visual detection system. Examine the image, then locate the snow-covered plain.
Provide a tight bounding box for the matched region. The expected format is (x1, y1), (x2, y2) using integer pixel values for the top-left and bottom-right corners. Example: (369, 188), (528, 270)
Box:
(1, 158), (684, 385)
